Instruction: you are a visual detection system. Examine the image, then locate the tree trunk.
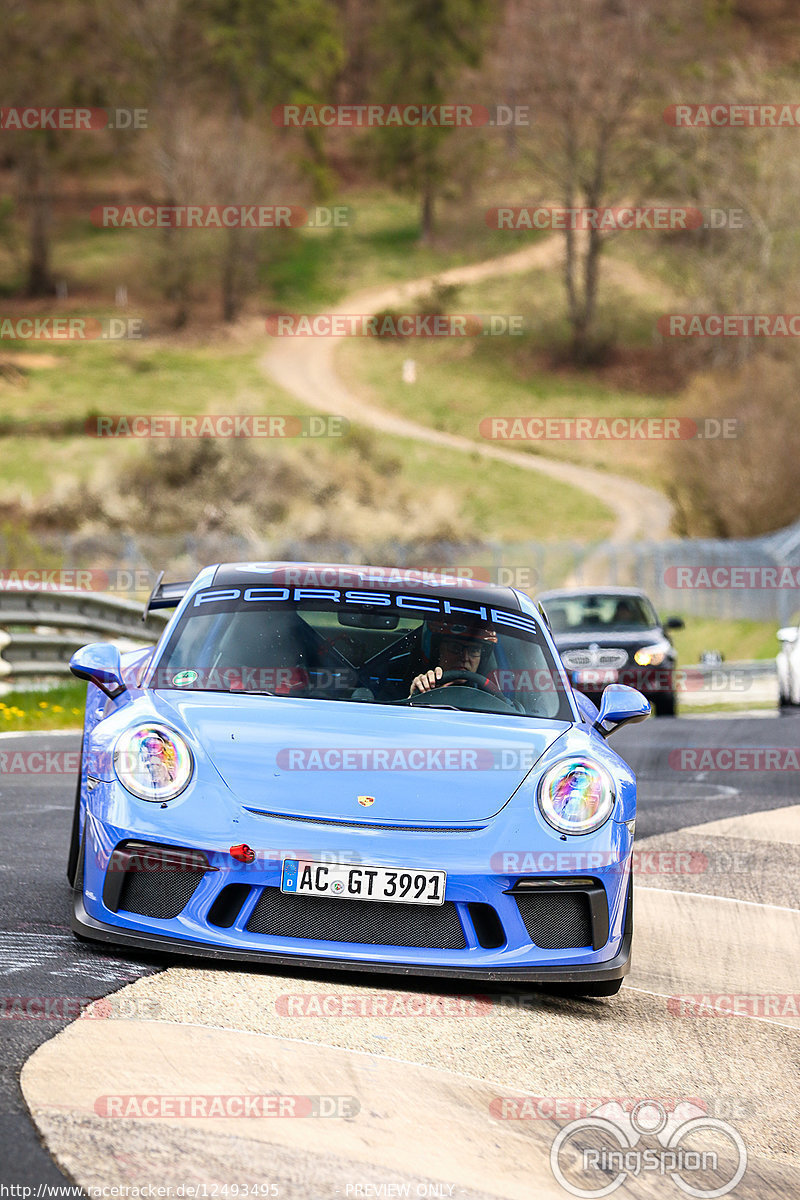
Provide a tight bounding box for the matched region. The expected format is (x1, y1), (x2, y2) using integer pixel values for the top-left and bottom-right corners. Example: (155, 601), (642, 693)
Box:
(571, 224), (602, 364)
(23, 141), (54, 297)
(420, 183), (435, 242)
(221, 226), (241, 323)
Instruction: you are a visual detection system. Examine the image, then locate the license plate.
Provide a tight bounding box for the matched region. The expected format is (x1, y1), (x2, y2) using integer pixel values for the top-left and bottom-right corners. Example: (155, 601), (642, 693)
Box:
(573, 668), (618, 686)
(281, 859), (446, 906)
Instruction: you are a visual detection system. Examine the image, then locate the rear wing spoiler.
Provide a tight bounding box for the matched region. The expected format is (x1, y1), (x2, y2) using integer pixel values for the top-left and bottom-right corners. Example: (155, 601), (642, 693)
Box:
(142, 571), (192, 622)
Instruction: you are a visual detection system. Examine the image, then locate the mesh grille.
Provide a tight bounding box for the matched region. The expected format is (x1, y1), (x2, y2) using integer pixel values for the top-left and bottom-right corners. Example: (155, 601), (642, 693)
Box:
(561, 648), (628, 669)
(118, 870), (203, 919)
(246, 887), (466, 949)
(515, 892), (592, 949)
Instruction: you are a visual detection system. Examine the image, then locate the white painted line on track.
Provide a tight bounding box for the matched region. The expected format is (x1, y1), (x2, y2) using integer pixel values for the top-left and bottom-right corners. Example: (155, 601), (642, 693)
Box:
(0, 729), (81, 739)
(29, 1014), (581, 1102)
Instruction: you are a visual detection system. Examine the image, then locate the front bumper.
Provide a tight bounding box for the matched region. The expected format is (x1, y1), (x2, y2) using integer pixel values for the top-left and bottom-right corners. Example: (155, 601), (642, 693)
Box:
(74, 802), (634, 983)
(573, 664), (676, 700)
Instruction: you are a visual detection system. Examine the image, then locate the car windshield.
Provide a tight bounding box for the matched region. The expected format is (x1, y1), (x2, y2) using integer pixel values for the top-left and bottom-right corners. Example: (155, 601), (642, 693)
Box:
(150, 587), (572, 720)
(542, 593), (658, 634)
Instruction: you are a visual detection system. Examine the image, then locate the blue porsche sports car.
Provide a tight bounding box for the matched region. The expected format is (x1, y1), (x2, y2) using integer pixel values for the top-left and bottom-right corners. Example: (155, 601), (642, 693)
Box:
(68, 563), (649, 997)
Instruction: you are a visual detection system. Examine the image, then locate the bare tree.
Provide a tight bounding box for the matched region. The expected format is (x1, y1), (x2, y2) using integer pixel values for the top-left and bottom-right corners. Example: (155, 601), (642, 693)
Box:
(1, 1), (107, 295)
(197, 115), (302, 323)
(656, 53), (800, 370)
(507, 0), (659, 363)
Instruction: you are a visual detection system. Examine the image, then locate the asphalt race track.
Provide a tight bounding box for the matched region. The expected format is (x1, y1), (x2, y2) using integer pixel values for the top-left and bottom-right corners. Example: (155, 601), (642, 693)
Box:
(2, 715), (799, 1196)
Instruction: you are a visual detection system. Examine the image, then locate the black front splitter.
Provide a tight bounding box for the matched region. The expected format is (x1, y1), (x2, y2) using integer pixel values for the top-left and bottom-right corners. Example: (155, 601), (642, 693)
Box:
(72, 891), (631, 984)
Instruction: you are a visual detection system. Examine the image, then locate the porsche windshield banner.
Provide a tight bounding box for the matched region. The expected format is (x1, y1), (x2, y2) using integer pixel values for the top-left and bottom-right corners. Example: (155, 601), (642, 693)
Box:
(189, 586), (539, 637)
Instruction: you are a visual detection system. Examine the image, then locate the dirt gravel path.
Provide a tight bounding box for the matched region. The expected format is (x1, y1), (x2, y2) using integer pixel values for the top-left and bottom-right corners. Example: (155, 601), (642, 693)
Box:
(260, 238), (674, 543)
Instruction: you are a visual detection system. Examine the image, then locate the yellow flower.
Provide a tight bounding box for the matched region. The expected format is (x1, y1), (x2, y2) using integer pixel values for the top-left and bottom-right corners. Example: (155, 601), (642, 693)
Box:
(39, 701), (49, 709)
(72, 708), (82, 715)
(52, 705), (63, 713)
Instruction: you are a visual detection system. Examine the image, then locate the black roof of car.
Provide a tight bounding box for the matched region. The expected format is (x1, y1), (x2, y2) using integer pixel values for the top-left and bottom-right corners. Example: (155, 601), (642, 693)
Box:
(211, 562), (524, 611)
(536, 586), (651, 601)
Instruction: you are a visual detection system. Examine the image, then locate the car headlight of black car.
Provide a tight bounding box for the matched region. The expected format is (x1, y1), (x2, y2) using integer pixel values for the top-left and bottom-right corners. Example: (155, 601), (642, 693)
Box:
(633, 640), (672, 667)
(537, 757), (616, 835)
(114, 723), (194, 802)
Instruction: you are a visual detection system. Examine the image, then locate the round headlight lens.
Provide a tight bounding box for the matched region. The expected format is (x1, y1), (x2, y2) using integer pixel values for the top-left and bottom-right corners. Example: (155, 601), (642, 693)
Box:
(538, 757), (615, 835)
(114, 724), (193, 802)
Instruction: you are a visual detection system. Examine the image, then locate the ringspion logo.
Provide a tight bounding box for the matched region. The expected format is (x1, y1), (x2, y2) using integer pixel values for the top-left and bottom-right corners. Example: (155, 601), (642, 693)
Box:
(548, 1100), (746, 1198)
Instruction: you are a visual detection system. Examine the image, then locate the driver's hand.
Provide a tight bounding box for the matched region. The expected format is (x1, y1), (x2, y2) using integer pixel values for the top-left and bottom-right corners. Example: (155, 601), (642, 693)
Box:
(409, 667), (444, 695)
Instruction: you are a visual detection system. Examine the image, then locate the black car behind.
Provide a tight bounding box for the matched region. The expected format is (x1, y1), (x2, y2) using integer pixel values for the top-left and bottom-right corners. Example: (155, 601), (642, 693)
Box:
(535, 587), (684, 716)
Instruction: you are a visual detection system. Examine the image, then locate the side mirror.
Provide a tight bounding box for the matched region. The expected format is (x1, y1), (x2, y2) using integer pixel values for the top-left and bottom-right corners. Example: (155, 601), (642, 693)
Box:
(665, 616), (685, 630)
(777, 627), (798, 643)
(70, 643), (127, 698)
(593, 683), (650, 738)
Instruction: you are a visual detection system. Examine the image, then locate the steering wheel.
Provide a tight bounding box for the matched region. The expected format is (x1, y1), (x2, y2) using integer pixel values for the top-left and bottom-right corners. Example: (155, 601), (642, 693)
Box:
(430, 669), (506, 698)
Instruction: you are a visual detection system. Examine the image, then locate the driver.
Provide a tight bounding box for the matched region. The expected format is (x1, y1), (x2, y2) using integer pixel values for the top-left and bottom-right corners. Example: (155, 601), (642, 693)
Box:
(409, 619), (498, 695)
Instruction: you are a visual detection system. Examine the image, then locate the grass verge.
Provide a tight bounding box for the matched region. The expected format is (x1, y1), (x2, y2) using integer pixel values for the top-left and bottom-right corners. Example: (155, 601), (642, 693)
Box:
(0, 681), (86, 731)
(669, 618), (779, 665)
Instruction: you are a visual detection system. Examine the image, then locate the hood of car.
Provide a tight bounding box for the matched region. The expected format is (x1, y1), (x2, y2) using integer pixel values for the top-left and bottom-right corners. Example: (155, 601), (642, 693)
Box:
(552, 627), (664, 649)
(155, 692), (571, 824)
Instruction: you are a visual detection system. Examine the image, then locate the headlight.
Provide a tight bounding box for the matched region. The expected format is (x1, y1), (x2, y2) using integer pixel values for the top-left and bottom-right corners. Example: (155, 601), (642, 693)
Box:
(634, 642), (671, 667)
(537, 757), (615, 835)
(114, 724), (193, 802)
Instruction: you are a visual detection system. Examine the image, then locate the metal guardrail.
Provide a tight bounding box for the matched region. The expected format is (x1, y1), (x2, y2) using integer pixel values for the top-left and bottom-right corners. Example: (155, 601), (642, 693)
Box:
(0, 591), (168, 680)
(677, 660), (777, 707)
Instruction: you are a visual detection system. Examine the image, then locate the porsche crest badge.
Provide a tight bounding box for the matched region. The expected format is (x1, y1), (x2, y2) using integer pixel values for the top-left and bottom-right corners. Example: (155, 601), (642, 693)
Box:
(357, 795), (375, 807)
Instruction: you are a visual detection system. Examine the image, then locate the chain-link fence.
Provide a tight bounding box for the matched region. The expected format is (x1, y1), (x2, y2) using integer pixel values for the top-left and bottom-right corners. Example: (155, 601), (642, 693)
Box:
(2, 518), (800, 624)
